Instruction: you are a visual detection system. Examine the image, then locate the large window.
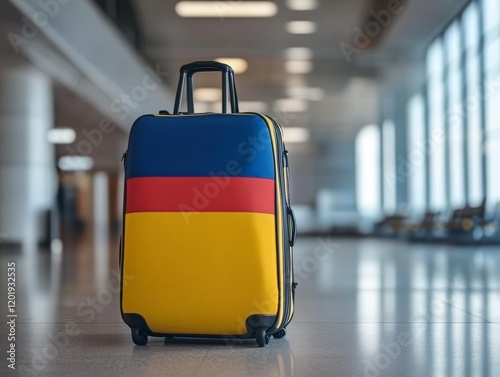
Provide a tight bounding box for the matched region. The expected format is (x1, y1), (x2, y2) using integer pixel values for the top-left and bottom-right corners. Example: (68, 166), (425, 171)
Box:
(446, 21), (466, 208)
(483, 0), (500, 209)
(405, 0), (500, 213)
(382, 120), (396, 213)
(464, 3), (483, 206)
(417, 0), (500, 213)
(407, 94), (427, 214)
(427, 39), (447, 212)
(356, 124), (381, 218)
(482, 0), (500, 38)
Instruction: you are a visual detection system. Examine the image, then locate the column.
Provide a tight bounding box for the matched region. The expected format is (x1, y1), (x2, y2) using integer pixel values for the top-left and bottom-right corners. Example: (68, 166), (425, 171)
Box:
(0, 63), (56, 248)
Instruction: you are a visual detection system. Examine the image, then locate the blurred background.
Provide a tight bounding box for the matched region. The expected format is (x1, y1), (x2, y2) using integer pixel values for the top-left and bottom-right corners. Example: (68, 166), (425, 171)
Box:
(1, 0), (499, 246)
(0, 1), (499, 376)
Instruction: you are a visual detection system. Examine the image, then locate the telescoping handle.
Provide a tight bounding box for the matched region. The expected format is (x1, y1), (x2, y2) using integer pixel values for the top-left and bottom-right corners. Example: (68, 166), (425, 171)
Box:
(173, 61), (239, 114)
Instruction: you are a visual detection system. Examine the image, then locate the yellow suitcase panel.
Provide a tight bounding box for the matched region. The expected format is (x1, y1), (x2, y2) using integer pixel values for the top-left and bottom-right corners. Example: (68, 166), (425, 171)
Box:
(122, 212), (279, 335)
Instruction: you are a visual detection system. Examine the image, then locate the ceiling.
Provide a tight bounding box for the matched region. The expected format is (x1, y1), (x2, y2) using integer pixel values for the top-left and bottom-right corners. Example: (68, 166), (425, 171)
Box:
(0, 0), (470, 172)
(0, 0), (471, 138)
(133, 0), (470, 137)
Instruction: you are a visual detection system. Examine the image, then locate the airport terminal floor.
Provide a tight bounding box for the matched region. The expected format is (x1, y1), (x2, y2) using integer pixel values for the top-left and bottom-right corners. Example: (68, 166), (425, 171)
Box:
(1, 236), (498, 377)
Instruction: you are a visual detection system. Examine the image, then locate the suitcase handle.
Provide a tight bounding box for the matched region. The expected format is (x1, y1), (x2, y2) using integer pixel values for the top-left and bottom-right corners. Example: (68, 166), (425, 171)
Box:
(288, 206), (297, 247)
(173, 61), (239, 114)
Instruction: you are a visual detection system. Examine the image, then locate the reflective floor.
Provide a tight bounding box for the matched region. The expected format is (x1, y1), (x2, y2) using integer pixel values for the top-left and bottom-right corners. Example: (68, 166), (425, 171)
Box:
(0, 235), (499, 377)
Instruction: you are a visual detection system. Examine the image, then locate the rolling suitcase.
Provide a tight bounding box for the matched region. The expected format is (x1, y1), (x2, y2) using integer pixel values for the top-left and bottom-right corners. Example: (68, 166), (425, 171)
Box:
(120, 61), (296, 347)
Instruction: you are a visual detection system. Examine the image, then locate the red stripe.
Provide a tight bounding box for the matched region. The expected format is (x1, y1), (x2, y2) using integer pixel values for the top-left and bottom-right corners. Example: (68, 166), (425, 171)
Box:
(126, 177), (275, 214)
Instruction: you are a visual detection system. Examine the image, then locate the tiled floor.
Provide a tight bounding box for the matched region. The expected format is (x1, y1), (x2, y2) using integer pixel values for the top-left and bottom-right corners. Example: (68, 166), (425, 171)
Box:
(0, 235), (499, 376)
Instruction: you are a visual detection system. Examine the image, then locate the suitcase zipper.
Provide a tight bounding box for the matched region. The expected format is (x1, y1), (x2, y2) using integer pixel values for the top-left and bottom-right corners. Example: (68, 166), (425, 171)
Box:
(255, 114), (294, 332)
(272, 120), (294, 330)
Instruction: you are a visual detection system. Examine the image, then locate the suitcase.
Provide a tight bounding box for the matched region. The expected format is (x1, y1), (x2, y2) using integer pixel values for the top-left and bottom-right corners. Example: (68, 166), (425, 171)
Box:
(119, 61), (297, 347)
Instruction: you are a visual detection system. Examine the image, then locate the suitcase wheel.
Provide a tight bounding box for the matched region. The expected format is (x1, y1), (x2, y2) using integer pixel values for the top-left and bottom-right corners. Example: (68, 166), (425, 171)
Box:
(273, 328), (287, 339)
(131, 328), (148, 346)
(255, 328), (270, 348)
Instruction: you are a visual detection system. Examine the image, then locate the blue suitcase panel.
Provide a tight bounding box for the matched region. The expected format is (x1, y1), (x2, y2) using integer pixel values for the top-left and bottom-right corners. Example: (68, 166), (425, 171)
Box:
(126, 114), (275, 180)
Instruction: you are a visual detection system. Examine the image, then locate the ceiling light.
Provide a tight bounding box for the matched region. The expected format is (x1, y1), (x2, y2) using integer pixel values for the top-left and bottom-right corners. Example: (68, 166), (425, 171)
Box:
(286, 86), (325, 101)
(285, 60), (313, 74)
(286, 0), (317, 11)
(47, 128), (76, 144)
(274, 98), (309, 112)
(175, 1), (278, 18)
(286, 21), (316, 34)
(282, 127), (310, 143)
(284, 47), (313, 60)
(194, 88), (221, 102)
(58, 156), (94, 171)
(215, 58), (248, 74)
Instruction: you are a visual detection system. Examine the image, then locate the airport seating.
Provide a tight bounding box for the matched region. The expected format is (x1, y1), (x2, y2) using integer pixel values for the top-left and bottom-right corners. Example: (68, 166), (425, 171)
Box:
(476, 202), (500, 244)
(372, 214), (408, 237)
(406, 211), (446, 242)
(445, 201), (486, 244)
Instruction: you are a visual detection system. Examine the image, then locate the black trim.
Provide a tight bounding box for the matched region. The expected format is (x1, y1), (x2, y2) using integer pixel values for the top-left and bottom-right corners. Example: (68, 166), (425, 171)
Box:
(245, 315), (276, 335)
(122, 313), (278, 341)
(123, 313), (152, 332)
